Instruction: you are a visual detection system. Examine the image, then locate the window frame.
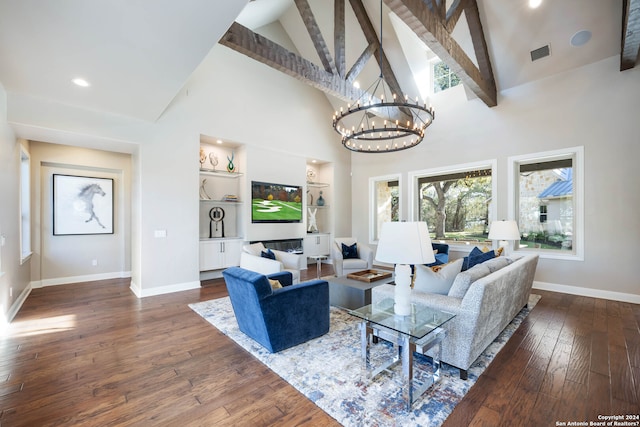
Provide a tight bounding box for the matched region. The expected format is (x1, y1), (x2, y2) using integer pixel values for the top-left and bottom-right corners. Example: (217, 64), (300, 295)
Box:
(508, 146), (584, 261)
(431, 59), (461, 94)
(19, 145), (32, 264)
(409, 159), (497, 249)
(369, 174), (402, 244)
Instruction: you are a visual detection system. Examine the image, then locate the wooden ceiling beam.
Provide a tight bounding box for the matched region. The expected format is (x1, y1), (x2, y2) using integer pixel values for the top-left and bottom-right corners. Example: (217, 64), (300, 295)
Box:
(348, 0), (405, 99)
(335, 0), (346, 77)
(445, 0), (467, 33)
(294, 0), (338, 74)
(346, 42), (377, 82)
(621, 0), (640, 71)
(384, 0), (497, 107)
(464, 0), (496, 88)
(220, 22), (361, 103)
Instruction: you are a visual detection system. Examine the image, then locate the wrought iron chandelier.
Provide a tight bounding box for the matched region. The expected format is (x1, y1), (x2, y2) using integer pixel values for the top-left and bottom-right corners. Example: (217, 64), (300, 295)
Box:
(332, 0), (435, 153)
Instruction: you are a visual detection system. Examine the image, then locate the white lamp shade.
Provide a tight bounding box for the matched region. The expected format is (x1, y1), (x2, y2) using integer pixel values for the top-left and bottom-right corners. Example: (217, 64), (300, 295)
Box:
(375, 221), (435, 265)
(488, 220), (521, 241)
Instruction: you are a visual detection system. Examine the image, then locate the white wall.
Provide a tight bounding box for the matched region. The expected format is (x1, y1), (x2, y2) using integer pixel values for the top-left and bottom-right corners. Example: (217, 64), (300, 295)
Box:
(131, 42), (350, 295)
(7, 27), (637, 303)
(28, 141), (132, 286)
(0, 84), (31, 327)
(350, 56), (640, 302)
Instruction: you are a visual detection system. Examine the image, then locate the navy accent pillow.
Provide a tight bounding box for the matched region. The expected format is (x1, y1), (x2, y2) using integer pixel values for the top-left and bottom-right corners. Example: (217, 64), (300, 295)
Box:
(462, 247), (496, 271)
(261, 248), (276, 260)
(341, 243), (359, 259)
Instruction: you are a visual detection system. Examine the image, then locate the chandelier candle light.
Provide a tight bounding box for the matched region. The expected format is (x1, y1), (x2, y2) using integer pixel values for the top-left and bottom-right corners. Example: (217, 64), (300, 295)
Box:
(331, 0), (435, 153)
(375, 222), (435, 316)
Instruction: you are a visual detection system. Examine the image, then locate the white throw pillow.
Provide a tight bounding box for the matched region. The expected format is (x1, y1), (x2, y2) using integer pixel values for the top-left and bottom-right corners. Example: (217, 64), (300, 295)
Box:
(244, 242), (266, 257)
(413, 258), (463, 295)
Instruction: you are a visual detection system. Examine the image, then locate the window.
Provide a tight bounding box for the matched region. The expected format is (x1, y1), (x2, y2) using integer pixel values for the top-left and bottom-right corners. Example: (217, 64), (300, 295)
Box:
(20, 146), (31, 263)
(509, 147), (584, 260)
(410, 161), (496, 245)
(433, 61), (461, 93)
(369, 175), (401, 243)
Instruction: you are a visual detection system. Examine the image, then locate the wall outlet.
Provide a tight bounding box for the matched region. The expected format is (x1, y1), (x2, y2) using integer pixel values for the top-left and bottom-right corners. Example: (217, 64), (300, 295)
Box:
(92, 259), (98, 266)
(9, 287), (12, 298)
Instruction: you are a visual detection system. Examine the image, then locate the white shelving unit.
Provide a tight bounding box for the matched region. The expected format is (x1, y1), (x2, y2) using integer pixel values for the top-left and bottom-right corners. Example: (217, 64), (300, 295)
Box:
(305, 179), (331, 257)
(199, 143), (245, 273)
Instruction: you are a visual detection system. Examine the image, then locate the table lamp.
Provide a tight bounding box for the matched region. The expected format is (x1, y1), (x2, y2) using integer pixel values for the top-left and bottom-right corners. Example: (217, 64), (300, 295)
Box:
(488, 220), (521, 255)
(375, 221), (435, 316)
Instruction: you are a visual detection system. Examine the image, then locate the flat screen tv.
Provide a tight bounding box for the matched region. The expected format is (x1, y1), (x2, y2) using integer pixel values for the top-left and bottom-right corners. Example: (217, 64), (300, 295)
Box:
(251, 181), (303, 223)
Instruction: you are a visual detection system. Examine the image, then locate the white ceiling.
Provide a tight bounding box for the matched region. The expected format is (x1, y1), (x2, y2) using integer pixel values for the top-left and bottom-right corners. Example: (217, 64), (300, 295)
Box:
(0, 0), (628, 124)
(0, 0), (248, 122)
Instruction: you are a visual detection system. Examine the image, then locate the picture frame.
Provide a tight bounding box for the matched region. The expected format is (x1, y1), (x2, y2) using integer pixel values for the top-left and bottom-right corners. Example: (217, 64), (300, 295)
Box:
(53, 174), (114, 235)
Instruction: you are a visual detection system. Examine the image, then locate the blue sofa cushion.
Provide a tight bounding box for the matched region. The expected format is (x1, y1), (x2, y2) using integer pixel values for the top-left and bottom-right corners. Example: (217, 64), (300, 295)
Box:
(427, 243), (449, 267)
(462, 247), (500, 271)
(341, 242), (359, 259)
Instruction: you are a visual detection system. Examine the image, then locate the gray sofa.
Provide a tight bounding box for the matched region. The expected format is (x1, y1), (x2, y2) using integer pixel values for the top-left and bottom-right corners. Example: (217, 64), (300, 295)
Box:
(372, 253), (539, 379)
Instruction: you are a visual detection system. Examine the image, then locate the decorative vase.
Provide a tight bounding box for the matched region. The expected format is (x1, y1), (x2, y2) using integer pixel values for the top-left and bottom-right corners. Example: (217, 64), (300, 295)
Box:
(226, 151), (236, 173)
(316, 191), (325, 206)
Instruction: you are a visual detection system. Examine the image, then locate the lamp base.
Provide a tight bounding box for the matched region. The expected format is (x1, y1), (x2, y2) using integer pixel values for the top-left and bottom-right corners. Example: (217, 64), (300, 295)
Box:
(393, 264), (412, 316)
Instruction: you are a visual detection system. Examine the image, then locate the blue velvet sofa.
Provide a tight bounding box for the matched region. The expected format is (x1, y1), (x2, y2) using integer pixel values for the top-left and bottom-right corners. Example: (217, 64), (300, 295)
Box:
(222, 266), (330, 352)
(429, 242), (450, 266)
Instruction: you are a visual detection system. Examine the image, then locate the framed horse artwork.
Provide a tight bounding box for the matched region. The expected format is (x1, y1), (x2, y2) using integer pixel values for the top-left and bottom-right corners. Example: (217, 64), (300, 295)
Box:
(53, 174), (114, 235)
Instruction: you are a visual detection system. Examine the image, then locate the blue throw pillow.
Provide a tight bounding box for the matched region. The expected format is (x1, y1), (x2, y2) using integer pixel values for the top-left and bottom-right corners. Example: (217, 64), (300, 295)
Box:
(261, 248), (276, 260)
(341, 243), (359, 259)
(462, 247), (496, 271)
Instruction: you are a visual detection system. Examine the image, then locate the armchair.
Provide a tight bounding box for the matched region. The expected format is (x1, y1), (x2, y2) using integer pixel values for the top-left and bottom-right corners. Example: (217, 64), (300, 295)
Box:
(222, 267), (330, 352)
(240, 242), (304, 284)
(332, 237), (374, 277)
(430, 243), (450, 266)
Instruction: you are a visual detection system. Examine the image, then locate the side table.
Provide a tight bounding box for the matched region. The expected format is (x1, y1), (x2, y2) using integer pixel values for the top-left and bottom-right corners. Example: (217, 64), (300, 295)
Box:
(348, 298), (455, 410)
(307, 254), (328, 279)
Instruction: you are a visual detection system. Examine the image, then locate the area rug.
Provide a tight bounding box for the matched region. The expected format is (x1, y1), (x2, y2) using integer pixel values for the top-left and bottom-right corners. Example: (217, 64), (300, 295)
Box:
(189, 295), (540, 426)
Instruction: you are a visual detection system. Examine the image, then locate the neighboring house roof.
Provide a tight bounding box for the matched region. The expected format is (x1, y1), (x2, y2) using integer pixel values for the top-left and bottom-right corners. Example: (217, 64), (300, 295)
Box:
(539, 169), (573, 199)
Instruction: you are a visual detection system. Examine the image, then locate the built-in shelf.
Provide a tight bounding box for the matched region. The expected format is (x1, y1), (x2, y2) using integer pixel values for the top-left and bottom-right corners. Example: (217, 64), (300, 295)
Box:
(200, 199), (242, 204)
(307, 181), (329, 188)
(307, 204), (329, 208)
(200, 237), (242, 241)
(200, 169), (243, 178)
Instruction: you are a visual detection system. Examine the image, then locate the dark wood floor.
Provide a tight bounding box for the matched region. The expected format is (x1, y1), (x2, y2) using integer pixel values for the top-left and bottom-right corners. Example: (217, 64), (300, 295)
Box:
(1, 265), (638, 426)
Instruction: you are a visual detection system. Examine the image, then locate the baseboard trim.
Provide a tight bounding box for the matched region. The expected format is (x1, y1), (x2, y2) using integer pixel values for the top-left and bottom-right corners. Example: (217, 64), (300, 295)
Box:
(130, 280), (201, 298)
(33, 271), (132, 288)
(1, 283), (33, 333)
(533, 280), (640, 304)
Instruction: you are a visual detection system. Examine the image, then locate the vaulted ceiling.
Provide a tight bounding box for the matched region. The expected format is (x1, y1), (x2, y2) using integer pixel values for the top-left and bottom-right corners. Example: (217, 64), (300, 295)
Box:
(0, 0), (637, 124)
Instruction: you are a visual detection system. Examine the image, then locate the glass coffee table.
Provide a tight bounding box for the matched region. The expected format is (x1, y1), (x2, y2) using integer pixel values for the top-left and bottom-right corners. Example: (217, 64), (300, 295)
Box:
(348, 298), (455, 410)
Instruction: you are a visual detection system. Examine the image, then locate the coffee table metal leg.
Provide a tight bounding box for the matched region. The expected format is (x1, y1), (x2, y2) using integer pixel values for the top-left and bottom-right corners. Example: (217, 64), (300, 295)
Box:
(400, 335), (414, 411)
(360, 322), (372, 372)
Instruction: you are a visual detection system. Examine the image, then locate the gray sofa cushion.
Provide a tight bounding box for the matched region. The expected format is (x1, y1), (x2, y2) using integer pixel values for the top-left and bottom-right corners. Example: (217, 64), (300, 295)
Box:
(482, 256), (511, 273)
(448, 262), (491, 298)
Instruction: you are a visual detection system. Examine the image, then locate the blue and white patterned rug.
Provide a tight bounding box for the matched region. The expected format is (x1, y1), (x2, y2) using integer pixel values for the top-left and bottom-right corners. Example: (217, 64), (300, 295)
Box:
(189, 294), (540, 426)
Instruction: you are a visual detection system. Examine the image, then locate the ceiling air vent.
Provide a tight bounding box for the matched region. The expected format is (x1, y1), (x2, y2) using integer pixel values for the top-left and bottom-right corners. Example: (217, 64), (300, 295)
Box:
(530, 44), (551, 61)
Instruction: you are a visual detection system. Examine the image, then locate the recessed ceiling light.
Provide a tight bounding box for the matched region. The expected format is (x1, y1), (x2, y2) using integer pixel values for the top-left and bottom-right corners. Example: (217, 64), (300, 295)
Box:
(353, 81), (360, 89)
(529, 0), (542, 8)
(216, 139), (223, 144)
(72, 78), (90, 87)
(570, 30), (592, 47)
